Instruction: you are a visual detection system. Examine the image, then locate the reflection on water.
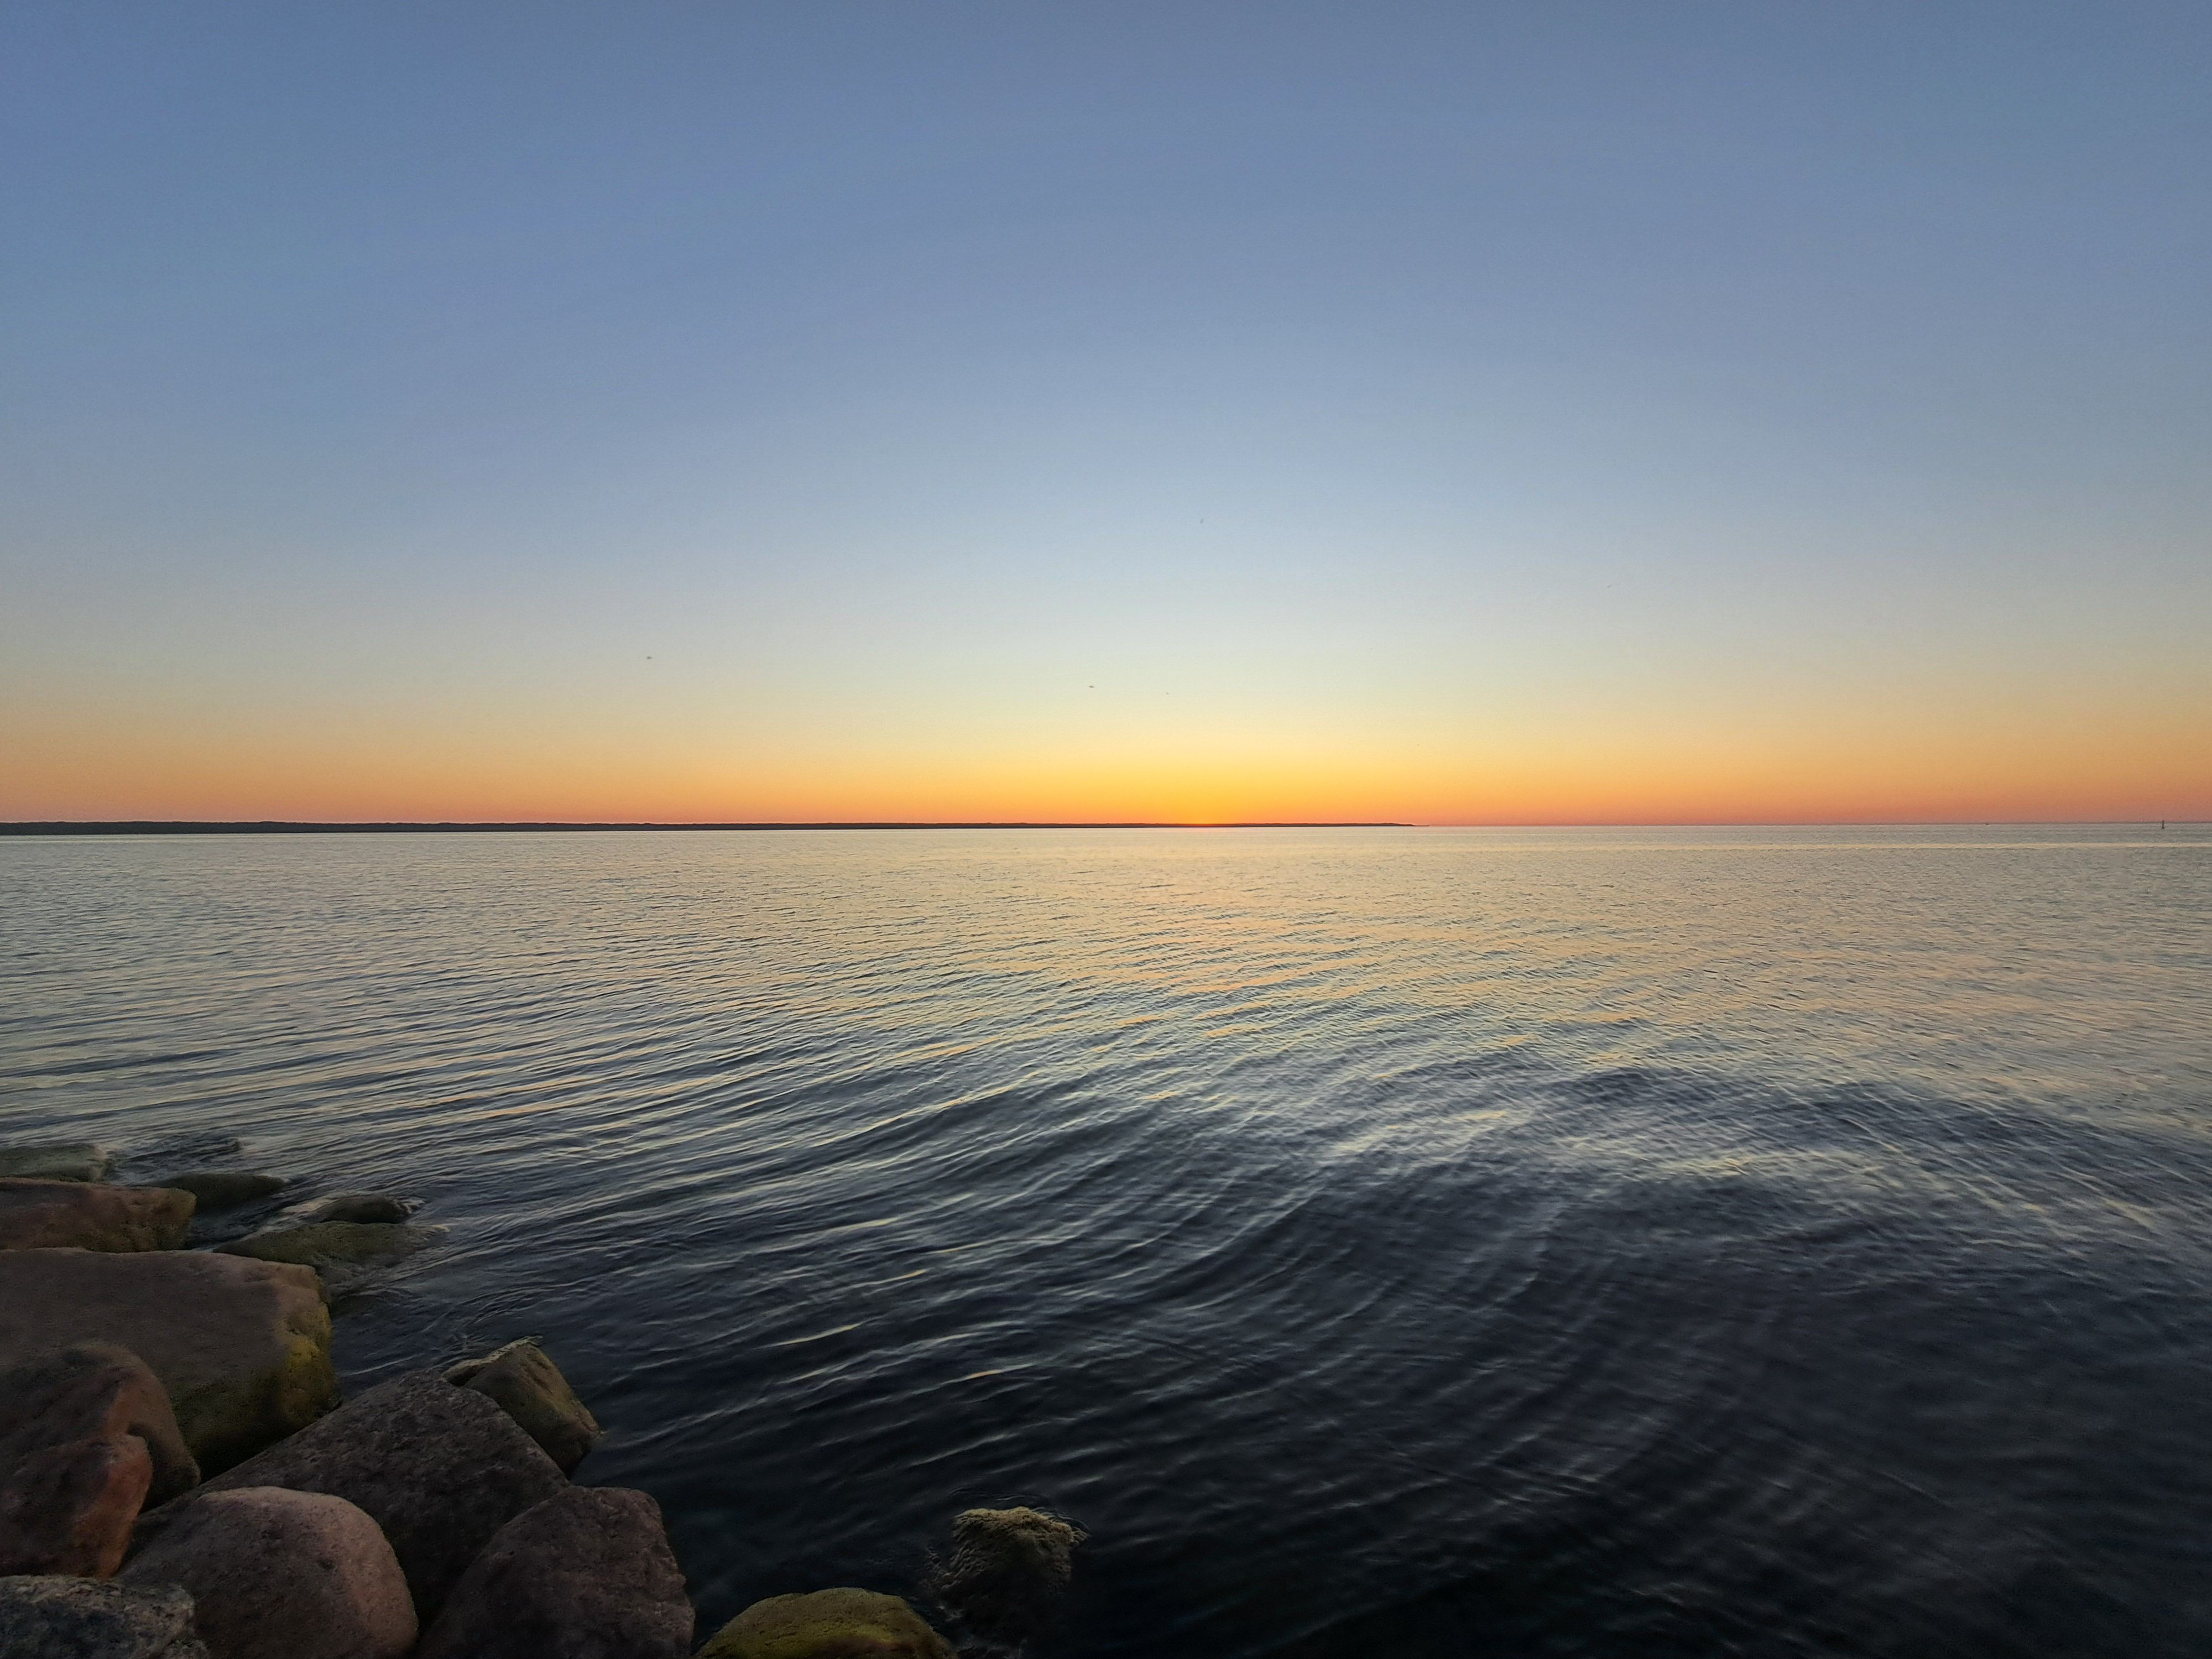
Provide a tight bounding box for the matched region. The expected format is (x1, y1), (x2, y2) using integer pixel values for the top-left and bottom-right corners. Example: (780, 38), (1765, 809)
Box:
(3, 826), (2209, 1656)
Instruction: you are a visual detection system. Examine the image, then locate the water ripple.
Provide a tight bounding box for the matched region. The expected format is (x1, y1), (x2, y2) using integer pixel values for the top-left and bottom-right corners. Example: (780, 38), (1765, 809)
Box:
(2, 826), (2209, 1656)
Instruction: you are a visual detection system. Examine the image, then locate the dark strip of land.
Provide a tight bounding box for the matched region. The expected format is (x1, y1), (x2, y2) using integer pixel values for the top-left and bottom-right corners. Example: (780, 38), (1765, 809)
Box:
(2, 821), (1410, 836)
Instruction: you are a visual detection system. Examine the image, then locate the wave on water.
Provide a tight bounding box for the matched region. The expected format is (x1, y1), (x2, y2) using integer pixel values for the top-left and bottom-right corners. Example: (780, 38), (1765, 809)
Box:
(2, 826), (2208, 1656)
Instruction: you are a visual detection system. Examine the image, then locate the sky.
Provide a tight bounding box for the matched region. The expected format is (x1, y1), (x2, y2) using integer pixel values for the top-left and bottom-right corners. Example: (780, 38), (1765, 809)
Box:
(3, 2), (2207, 825)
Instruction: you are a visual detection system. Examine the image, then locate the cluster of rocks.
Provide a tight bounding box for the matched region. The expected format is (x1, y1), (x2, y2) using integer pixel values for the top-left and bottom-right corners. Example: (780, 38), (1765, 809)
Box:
(0, 1141), (1084, 1658)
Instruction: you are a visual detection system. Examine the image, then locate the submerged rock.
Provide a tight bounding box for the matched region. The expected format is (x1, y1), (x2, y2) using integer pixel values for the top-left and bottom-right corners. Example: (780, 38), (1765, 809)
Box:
(215, 1223), (442, 1269)
(444, 1339), (601, 1472)
(170, 1366), (565, 1619)
(0, 1181), (195, 1253)
(121, 1486), (416, 1659)
(697, 1589), (954, 1659)
(0, 1250), (335, 1475)
(928, 1506), (1086, 1650)
(0, 1343), (199, 1575)
(278, 1194), (418, 1226)
(163, 1173), (286, 1213)
(0, 1144), (114, 1183)
(0, 1574), (208, 1659)
(415, 1486), (689, 1659)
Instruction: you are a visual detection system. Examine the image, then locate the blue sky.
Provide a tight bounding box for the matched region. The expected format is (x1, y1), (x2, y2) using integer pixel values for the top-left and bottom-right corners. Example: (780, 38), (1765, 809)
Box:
(4, 3), (2207, 820)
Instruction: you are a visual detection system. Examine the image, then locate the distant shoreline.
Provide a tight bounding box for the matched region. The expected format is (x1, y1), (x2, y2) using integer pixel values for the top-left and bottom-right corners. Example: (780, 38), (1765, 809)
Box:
(1, 820), (2198, 836)
(0, 820), (1415, 836)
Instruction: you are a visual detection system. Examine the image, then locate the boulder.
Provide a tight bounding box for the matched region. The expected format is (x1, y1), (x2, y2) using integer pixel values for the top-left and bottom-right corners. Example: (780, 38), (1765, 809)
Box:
(414, 1486), (689, 1659)
(0, 1574), (208, 1658)
(161, 1175), (285, 1213)
(0, 1432), (151, 1578)
(174, 1367), (565, 1618)
(120, 1486), (415, 1659)
(0, 1344), (199, 1575)
(0, 1144), (113, 1183)
(215, 1224), (441, 1269)
(697, 1589), (954, 1659)
(444, 1339), (601, 1472)
(0, 1250), (336, 1475)
(0, 1343), (198, 1504)
(928, 1506), (1086, 1648)
(279, 1194), (417, 1226)
(0, 1182), (194, 1253)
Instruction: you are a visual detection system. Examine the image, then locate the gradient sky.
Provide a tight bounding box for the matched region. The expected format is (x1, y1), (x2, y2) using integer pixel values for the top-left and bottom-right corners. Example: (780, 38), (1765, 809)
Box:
(4, 2), (2208, 823)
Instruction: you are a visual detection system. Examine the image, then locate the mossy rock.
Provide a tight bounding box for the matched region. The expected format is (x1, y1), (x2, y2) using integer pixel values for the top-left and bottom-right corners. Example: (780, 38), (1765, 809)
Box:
(281, 1192), (418, 1225)
(697, 1589), (954, 1659)
(0, 1143), (112, 1182)
(217, 1221), (445, 1267)
(445, 1337), (602, 1472)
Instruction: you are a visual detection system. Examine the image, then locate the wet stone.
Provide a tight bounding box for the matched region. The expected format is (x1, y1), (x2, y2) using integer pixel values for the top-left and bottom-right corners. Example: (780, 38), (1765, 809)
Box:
(0, 1145), (114, 1183)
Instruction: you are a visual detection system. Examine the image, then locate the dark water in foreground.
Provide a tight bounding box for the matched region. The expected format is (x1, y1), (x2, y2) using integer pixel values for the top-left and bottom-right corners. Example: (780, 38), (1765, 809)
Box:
(3, 826), (2210, 1656)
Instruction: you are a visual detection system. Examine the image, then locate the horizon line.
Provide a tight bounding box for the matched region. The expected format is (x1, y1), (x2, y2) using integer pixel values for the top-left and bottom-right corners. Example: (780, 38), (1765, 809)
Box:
(1, 818), (2202, 837)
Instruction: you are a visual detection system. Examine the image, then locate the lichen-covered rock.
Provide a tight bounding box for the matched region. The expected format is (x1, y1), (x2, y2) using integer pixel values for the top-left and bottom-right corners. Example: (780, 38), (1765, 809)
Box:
(0, 1144), (114, 1183)
(444, 1339), (601, 1472)
(928, 1506), (1086, 1648)
(173, 1367), (565, 1619)
(0, 1343), (199, 1505)
(0, 1252), (335, 1476)
(697, 1589), (954, 1659)
(278, 1194), (417, 1226)
(0, 1574), (208, 1658)
(120, 1486), (415, 1659)
(414, 1486), (688, 1659)
(215, 1223), (441, 1269)
(162, 1175), (286, 1213)
(0, 1182), (195, 1253)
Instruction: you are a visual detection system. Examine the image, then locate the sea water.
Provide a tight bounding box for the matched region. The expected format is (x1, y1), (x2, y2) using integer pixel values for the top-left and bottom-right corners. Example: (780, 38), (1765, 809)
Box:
(2, 826), (2208, 1656)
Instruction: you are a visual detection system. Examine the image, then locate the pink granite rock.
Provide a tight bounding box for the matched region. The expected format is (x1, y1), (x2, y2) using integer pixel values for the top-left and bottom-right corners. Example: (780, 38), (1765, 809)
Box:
(121, 1485), (416, 1659)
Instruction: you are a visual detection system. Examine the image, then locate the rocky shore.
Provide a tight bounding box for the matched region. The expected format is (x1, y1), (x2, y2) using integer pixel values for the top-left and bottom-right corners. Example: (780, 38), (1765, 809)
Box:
(0, 1142), (1084, 1658)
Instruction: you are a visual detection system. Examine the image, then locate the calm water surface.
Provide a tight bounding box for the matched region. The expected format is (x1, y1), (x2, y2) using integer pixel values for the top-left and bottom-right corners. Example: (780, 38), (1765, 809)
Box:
(3, 827), (2210, 1656)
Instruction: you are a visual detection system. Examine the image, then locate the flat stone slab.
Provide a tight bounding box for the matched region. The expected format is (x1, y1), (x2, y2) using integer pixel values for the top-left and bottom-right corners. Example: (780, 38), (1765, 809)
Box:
(0, 1250), (336, 1475)
(0, 1144), (113, 1183)
(0, 1574), (208, 1658)
(121, 1486), (416, 1659)
(216, 1222), (442, 1269)
(178, 1367), (566, 1619)
(0, 1181), (194, 1253)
